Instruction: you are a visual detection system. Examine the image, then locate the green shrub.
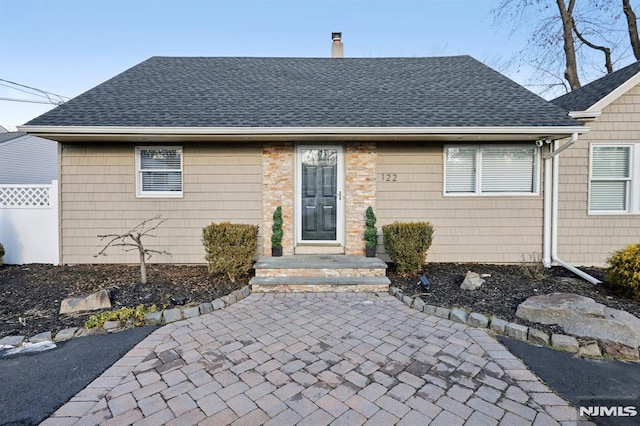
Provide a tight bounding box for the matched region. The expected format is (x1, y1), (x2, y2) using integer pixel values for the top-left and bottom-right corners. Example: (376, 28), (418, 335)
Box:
(607, 243), (640, 299)
(85, 304), (157, 329)
(203, 222), (259, 282)
(364, 207), (378, 249)
(271, 206), (283, 248)
(382, 221), (434, 274)
(0, 242), (4, 265)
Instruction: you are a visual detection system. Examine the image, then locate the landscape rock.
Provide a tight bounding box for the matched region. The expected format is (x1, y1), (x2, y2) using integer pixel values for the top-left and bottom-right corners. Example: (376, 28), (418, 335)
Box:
(182, 307), (200, 319)
(551, 334), (579, 353)
(75, 328), (105, 337)
(241, 286), (251, 298)
(460, 271), (485, 290)
(30, 331), (52, 343)
(435, 307), (451, 319)
(467, 312), (489, 328)
(603, 343), (639, 361)
(59, 289), (111, 314)
(54, 327), (78, 342)
(423, 305), (437, 315)
(162, 308), (182, 323)
(450, 308), (468, 324)
(222, 293), (237, 306)
(233, 289), (245, 301)
(0, 336), (25, 346)
(199, 302), (213, 315)
(389, 286), (400, 296)
(490, 318), (508, 334)
(402, 296), (413, 307)
(528, 328), (550, 346)
(144, 312), (162, 325)
(211, 298), (226, 310)
(3, 341), (56, 356)
(103, 320), (121, 331)
(516, 293), (640, 349)
(506, 323), (528, 341)
(579, 341), (602, 358)
(412, 298), (426, 312)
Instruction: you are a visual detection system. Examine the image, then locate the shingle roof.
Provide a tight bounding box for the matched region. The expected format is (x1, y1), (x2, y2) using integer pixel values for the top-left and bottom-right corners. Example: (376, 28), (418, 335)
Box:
(0, 132), (25, 144)
(552, 61), (640, 111)
(26, 56), (579, 128)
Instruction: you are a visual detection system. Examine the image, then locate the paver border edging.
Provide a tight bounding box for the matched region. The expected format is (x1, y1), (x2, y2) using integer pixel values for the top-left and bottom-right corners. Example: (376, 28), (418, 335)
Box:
(389, 286), (640, 362)
(0, 286), (252, 352)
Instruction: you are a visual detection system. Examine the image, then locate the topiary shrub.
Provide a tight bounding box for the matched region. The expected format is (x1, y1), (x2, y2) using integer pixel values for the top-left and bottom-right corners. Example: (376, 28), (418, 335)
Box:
(203, 222), (259, 282)
(607, 243), (640, 299)
(0, 242), (4, 265)
(382, 221), (434, 274)
(364, 207), (378, 249)
(271, 206), (283, 249)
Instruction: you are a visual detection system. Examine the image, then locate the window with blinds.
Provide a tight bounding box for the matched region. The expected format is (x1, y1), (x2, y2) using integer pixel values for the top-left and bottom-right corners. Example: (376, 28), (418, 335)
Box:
(589, 145), (631, 212)
(445, 145), (538, 195)
(136, 147), (183, 197)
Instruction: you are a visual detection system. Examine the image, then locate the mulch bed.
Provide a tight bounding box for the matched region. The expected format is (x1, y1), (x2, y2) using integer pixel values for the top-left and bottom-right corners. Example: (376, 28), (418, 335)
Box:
(0, 264), (247, 339)
(0, 262), (638, 341)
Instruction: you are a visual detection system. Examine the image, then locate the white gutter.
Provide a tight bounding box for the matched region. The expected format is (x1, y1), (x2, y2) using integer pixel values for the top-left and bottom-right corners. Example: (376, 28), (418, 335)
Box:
(17, 125), (587, 136)
(543, 134), (602, 284)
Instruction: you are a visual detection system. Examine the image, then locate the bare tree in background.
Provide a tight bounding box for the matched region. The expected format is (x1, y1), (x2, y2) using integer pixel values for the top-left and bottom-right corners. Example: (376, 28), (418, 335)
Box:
(493, 0), (640, 95)
(95, 215), (171, 284)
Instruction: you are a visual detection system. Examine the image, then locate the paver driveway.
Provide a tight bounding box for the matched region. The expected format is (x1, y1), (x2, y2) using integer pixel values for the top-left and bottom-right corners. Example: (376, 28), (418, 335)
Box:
(42, 293), (588, 425)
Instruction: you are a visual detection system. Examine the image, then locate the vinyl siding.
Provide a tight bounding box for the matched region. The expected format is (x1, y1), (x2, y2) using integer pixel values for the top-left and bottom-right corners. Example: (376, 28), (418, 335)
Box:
(376, 142), (543, 263)
(557, 84), (640, 266)
(0, 135), (57, 184)
(60, 143), (263, 264)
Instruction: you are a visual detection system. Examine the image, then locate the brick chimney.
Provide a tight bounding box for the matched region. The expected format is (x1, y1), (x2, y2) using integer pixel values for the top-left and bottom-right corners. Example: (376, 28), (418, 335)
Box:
(331, 32), (343, 58)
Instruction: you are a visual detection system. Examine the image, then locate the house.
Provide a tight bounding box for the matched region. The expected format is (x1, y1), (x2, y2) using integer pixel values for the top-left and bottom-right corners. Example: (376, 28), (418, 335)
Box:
(21, 35), (590, 273)
(0, 132), (57, 184)
(552, 60), (640, 268)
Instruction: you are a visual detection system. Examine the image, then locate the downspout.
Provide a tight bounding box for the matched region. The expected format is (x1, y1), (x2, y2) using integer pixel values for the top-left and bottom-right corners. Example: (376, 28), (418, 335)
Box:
(543, 134), (602, 284)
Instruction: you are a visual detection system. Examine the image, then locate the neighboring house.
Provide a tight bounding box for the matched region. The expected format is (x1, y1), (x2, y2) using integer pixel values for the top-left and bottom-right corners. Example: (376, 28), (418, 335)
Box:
(0, 132), (57, 184)
(552, 61), (640, 267)
(21, 40), (591, 267)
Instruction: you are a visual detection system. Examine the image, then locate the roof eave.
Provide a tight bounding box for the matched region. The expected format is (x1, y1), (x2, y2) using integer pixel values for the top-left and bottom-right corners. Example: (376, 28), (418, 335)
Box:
(586, 69), (640, 112)
(18, 125), (588, 143)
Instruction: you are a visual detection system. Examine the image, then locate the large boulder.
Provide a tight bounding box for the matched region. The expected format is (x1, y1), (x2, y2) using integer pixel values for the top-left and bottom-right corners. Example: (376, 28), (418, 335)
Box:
(59, 290), (111, 314)
(516, 293), (640, 349)
(460, 271), (485, 290)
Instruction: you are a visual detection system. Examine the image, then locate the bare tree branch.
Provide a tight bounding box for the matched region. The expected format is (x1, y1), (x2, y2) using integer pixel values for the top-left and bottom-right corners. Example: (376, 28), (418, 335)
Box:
(95, 215), (171, 283)
(572, 17), (614, 73)
(623, 0), (640, 60)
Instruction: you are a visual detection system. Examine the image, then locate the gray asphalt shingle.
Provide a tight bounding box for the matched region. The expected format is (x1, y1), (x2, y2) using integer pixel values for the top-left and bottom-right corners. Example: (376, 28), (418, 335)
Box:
(552, 60), (640, 111)
(26, 56), (579, 128)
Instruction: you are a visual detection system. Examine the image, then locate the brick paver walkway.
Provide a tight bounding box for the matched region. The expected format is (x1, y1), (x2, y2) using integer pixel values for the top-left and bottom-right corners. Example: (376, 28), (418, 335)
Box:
(42, 293), (590, 425)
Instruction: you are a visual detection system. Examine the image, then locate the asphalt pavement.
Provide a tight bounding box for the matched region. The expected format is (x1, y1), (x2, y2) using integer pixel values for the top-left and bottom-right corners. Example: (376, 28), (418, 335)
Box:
(0, 326), (156, 425)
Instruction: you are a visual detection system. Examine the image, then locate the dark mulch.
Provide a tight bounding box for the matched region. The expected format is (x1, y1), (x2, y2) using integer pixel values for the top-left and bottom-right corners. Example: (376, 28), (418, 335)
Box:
(389, 263), (640, 338)
(0, 264), (247, 339)
(1, 262), (638, 341)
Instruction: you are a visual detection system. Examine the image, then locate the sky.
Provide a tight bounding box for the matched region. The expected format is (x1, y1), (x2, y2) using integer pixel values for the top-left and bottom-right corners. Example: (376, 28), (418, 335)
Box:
(0, 0), (528, 131)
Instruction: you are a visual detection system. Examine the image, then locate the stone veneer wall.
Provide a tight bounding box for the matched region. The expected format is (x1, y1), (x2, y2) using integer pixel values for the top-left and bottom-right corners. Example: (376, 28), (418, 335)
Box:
(344, 143), (377, 255)
(262, 143), (295, 255)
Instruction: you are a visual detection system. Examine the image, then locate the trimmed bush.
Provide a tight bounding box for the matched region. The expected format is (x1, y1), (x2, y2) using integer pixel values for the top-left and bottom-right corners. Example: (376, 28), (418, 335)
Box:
(364, 207), (378, 249)
(203, 222), (259, 282)
(382, 221), (434, 274)
(0, 242), (4, 265)
(607, 243), (640, 299)
(271, 206), (283, 248)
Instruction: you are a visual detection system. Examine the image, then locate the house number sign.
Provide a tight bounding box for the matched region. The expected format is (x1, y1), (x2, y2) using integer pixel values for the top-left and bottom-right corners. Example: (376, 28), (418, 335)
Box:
(381, 173), (398, 182)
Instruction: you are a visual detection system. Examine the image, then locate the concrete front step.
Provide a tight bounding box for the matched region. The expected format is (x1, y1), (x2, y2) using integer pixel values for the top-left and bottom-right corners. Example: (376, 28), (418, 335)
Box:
(250, 255), (390, 292)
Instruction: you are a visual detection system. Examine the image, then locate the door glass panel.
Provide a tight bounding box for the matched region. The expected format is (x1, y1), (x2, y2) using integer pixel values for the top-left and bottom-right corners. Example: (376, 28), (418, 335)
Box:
(301, 149), (338, 240)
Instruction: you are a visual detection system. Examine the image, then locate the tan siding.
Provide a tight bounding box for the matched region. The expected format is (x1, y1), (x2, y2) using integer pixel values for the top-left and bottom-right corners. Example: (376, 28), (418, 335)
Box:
(558, 84), (640, 266)
(60, 143), (263, 264)
(376, 143), (543, 263)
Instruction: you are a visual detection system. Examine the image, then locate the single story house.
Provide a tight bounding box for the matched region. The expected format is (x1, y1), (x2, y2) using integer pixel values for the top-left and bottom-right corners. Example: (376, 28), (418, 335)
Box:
(22, 36), (608, 271)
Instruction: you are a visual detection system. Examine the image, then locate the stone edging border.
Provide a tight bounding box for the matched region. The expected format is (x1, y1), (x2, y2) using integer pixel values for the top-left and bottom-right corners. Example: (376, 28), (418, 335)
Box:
(2, 285), (638, 363)
(0, 286), (252, 352)
(390, 286), (640, 362)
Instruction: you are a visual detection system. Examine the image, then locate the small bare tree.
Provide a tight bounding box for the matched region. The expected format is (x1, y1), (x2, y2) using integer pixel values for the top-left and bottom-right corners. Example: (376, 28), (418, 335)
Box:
(95, 215), (171, 284)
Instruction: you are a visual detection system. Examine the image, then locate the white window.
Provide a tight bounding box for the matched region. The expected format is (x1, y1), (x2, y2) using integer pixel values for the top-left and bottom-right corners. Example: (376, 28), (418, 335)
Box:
(444, 145), (539, 196)
(589, 144), (638, 214)
(135, 146), (183, 197)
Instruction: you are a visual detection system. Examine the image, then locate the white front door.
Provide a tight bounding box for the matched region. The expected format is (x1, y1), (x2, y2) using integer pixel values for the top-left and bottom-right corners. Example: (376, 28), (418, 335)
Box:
(296, 145), (344, 247)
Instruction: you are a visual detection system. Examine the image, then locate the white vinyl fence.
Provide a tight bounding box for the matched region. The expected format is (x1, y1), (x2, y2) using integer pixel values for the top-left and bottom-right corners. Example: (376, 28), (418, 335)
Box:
(0, 181), (59, 264)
